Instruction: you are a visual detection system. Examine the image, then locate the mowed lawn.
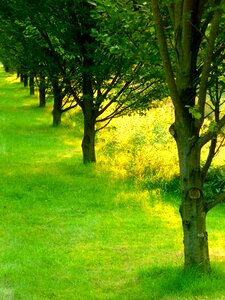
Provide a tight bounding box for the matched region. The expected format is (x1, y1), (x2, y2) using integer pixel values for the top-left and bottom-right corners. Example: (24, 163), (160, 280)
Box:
(0, 66), (225, 299)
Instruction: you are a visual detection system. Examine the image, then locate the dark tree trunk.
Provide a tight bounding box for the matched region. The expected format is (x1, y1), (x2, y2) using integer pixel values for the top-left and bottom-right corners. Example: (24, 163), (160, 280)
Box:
(52, 78), (62, 126)
(52, 107), (62, 126)
(39, 89), (46, 107)
(81, 114), (96, 163)
(29, 76), (35, 95)
(174, 116), (210, 272)
(39, 75), (46, 107)
(20, 74), (24, 83)
(81, 56), (97, 163)
(4, 65), (10, 72)
(23, 75), (28, 87)
(181, 195), (210, 272)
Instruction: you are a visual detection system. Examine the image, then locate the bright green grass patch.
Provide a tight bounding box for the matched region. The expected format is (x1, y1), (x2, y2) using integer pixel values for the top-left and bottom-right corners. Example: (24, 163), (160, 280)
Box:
(0, 66), (225, 299)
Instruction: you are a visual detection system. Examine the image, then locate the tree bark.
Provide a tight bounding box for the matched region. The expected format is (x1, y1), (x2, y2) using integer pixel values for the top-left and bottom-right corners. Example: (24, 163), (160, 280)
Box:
(81, 114), (96, 163)
(181, 196), (210, 272)
(52, 107), (62, 126)
(4, 65), (10, 72)
(81, 77), (96, 163)
(80, 49), (97, 163)
(20, 74), (24, 83)
(52, 77), (62, 126)
(39, 75), (46, 107)
(23, 75), (28, 87)
(29, 76), (35, 95)
(176, 122), (210, 271)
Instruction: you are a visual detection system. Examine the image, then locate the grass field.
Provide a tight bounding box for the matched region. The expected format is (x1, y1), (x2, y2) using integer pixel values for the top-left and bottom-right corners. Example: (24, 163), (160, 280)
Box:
(0, 66), (225, 299)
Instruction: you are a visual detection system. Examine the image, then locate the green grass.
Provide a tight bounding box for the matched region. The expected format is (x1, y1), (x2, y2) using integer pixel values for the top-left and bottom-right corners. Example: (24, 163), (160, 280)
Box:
(0, 66), (225, 299)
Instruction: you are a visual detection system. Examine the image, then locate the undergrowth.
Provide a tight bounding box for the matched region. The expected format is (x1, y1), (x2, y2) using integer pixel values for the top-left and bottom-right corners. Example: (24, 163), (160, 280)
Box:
(97, 101), (180, 195)
(96, 101), (225, 201)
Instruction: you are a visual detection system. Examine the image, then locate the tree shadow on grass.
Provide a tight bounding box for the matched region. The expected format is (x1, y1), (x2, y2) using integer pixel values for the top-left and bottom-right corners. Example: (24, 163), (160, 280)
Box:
(142, 174), (180, 202)
(137, 264), (225, 300)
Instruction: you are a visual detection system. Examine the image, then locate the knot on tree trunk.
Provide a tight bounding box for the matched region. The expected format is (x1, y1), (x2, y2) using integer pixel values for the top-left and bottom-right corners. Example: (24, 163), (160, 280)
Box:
(188, 188), (201, 200)
(197, 231), (208, 239)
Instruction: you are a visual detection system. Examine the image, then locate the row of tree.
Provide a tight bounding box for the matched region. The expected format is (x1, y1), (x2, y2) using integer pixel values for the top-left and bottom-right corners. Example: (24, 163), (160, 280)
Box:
(1, 0), (225, 272)
(0, 0), (166, 163)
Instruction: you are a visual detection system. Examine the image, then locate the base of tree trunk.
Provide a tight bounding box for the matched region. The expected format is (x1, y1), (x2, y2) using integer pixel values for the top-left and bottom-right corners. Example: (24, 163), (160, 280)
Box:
(82, 135), (96, 163)
(184, 261), (211, 273)
(52, 110), (62, 127)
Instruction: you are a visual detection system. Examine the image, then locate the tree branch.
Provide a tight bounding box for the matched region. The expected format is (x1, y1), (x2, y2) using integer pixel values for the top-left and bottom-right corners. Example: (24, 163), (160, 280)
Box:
(205, 192), (225, 213)
(151, 0), (184, 122)
(197, 5), (224, 128)
(96, 102), (125, 123)
(201, 137), (217, 180)
(96, 80), (132, 117)
(182, 0), (193, 62)
(198, 114), (225, 148)
(102, 74), (120, 99)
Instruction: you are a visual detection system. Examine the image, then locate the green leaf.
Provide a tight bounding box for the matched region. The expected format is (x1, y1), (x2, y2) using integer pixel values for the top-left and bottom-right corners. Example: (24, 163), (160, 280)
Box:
(185, 105), (202, 120)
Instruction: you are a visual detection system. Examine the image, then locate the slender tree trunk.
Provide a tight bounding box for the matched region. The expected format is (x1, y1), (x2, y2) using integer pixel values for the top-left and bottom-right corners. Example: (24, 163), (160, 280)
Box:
(4, 65), (9, 72)
(23, 75), (28, 87)
(52, 106), (62, 126)
(29, 76), (35, 95)
(52, 78), (62, 126)
(39, 75), (46, 107)
(81, 56), (97, 163)
(82, 114), (96, 163)
(20, 74), (24, 83)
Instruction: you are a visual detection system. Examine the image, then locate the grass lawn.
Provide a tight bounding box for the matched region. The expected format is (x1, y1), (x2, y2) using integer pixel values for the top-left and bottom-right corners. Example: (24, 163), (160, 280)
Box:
(0, 66), (225, 299)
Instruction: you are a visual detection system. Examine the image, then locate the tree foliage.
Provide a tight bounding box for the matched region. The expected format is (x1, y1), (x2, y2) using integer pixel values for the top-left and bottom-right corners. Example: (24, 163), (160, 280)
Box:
(0, 0), (166, 162)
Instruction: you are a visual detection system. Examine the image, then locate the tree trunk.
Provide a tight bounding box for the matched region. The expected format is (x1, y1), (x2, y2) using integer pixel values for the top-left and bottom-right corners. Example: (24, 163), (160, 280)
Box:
(175, 121), (210, 272)
(29, 76), (35, 95)
(23, 75), (28, 87)
(52, 107), (62, 126)
(52, 94), (62, 126)
(4, 65), (10, 72)
(81, 115), (96, 163)
(52, 78), (62, 126)
(81, 55), (97, 163)
(181, 196), (210, 272)
(39, 75), (46, 107)
(20, 74), (24, 83)
(151, 0), (224, 272)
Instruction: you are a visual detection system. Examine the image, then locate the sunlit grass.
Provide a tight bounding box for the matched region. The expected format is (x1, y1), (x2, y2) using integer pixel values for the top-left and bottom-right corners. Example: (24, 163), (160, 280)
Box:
(97, 103), (179, 188)
(0, 66), (225, 299)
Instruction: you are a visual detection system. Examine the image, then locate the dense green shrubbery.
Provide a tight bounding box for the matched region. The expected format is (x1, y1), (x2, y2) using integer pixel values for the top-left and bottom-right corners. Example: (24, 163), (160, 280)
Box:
(205, 166), (225, 200)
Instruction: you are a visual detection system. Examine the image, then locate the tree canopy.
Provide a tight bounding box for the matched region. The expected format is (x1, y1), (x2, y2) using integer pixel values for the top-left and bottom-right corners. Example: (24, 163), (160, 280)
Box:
(0, 0), (166, 162)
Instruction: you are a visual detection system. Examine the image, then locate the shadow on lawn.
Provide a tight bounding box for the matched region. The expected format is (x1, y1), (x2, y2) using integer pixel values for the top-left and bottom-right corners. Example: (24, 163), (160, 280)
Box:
(137, 264), (225, 299)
